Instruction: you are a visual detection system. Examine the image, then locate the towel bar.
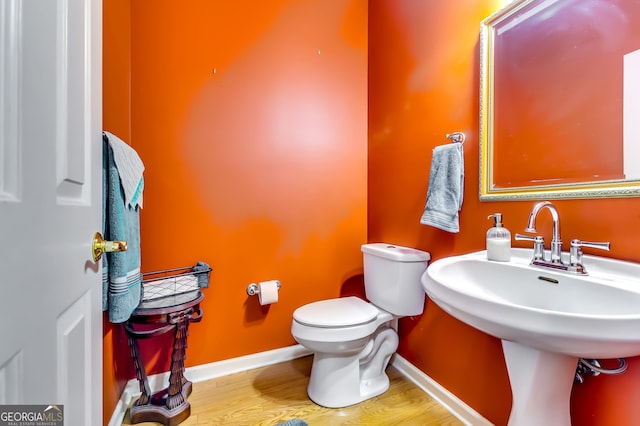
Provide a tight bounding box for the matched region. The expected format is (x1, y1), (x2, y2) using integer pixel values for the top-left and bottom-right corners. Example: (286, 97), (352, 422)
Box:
(446, 132), (465, 144)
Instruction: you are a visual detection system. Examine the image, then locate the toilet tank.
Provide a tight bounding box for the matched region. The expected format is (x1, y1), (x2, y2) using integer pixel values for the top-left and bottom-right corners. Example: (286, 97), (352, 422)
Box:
(361, 243), (431, 316)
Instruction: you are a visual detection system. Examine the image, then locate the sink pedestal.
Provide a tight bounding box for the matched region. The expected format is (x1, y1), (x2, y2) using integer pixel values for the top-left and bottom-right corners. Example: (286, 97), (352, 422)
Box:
(502, 341), (577, 426)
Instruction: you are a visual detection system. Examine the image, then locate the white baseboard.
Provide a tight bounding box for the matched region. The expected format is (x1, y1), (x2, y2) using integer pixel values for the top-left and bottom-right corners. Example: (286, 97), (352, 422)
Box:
(390, 354), (494, 426)
(108, 345), (492, 426)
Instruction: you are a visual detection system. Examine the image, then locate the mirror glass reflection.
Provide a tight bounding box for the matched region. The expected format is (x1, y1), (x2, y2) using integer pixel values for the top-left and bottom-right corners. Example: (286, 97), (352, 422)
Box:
(480, 0), (640, 200)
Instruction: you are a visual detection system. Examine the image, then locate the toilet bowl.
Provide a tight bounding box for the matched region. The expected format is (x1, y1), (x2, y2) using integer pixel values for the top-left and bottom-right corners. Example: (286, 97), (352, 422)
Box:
(292, 296), (397, 408)
(291, 243), (430, 408)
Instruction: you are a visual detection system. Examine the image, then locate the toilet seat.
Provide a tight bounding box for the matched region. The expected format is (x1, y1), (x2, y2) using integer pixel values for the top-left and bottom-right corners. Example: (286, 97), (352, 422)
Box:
(292, 297), (392, 344)
(293, 296), (379, 328)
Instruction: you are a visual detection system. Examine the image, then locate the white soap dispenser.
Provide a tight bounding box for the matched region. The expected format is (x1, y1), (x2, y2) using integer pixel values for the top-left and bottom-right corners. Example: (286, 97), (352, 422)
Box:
(486, 213), (511, 262)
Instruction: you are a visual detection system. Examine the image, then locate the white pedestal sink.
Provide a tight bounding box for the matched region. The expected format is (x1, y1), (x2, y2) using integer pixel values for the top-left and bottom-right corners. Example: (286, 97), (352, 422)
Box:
(421, 248), (640, 426)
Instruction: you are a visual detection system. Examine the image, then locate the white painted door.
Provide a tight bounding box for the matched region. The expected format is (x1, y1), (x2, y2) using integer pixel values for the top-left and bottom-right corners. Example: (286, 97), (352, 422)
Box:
(0, 0), (102, 425)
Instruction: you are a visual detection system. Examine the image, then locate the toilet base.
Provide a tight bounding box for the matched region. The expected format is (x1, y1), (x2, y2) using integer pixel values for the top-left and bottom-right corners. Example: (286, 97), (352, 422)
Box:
(307, 355), (392, 408)
(359, 371), (390, 401)
(306, 326), (398, 408)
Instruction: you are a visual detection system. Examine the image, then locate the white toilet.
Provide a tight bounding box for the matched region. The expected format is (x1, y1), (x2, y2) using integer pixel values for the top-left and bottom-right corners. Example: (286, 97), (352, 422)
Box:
(291, 243), (431, 408)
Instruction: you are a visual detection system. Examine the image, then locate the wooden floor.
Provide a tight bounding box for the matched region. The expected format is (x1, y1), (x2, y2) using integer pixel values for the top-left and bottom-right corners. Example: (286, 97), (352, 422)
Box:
(121, 355), (463, 426)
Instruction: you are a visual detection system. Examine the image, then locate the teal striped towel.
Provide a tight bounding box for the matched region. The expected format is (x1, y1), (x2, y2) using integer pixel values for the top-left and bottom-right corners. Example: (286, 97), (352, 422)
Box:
(102, 133), (144, 323)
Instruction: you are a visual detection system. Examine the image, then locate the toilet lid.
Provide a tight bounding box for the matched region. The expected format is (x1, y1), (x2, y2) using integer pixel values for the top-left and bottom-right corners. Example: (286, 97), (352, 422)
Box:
(293, 296), (379, 327)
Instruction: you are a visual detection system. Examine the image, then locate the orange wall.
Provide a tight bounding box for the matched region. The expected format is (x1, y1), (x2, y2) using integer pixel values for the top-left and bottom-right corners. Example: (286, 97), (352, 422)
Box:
(102, 1), (133, 425)
(105, 0), (367, 405)
(103, 1), (640, 425)
(369, 1), (640, 425)
(103, 1), (368, 422)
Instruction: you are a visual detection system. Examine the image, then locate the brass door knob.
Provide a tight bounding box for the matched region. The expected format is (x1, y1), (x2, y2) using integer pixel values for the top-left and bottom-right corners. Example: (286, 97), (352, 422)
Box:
(92, 232), (127, 262)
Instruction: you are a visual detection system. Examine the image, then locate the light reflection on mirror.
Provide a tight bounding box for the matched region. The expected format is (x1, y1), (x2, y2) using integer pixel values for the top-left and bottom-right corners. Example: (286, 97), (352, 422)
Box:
(480, 0), (640, 200)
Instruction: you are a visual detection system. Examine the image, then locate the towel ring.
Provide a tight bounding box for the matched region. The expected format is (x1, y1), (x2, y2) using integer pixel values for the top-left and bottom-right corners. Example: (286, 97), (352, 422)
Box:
(446, 132), (465, 144)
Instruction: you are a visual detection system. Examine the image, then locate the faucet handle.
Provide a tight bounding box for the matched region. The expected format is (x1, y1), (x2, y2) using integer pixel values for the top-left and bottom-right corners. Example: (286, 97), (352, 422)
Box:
(515, 233), (545, 261)
(569, 239), (611, 272)
(570, 239), (611, 251)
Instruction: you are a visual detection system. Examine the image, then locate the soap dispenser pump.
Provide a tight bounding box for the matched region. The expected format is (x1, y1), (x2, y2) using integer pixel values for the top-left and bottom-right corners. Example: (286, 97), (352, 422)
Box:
(486, 213), (511, 262)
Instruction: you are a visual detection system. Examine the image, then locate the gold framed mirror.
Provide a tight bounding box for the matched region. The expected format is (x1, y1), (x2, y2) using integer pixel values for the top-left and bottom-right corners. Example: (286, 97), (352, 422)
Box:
(479, 0), (640, 201)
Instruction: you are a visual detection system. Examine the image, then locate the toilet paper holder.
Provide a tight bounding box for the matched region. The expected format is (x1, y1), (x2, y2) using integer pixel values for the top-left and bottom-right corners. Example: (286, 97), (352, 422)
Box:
(246, 280), (281, 296)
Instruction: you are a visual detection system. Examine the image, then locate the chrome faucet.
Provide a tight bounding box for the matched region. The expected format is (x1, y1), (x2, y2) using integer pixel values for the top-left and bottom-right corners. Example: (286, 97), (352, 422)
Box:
(525, 201), (563, 263)
(515, 201), (610, 275)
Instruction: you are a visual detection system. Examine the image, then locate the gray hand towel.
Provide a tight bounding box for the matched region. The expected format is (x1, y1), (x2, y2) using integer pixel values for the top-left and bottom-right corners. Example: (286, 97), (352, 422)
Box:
(420, 143), (464, 233)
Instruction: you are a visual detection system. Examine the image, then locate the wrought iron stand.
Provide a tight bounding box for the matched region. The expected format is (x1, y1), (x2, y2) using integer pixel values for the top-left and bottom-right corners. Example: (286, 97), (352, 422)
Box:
(125, 290), (204, 426)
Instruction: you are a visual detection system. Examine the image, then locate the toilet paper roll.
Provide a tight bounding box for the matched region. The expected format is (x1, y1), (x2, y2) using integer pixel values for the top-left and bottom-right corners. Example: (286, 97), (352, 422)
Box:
(258, 280), (279, 305)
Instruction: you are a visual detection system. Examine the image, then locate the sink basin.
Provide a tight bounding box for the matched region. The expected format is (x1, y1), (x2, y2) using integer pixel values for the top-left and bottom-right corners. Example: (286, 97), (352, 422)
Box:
(422, 248), (640, 358)
(421, 248), (640, 426)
